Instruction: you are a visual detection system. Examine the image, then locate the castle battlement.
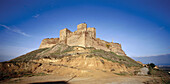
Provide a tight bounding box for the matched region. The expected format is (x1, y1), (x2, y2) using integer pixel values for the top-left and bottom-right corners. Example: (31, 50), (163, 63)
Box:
(39, 23), (126, 56)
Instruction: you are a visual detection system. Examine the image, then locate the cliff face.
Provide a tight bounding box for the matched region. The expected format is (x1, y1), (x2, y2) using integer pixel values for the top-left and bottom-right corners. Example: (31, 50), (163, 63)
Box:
(39, 23), (126, 56)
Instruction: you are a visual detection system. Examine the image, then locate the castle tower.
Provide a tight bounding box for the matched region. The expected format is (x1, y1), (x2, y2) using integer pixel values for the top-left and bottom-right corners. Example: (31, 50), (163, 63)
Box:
(59, 28), (72, 44)
(77, 23), (87, 32)
(87, 27), (96, 38)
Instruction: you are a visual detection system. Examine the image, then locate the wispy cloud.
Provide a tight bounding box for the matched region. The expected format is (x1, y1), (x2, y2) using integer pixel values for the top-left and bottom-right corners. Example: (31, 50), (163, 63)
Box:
(0, 45), (36, 62)
(32, 14), (40, 18)
(159, 26), (164, 30)
(134, 53), (170, 57)
(0, 24), (30, 37)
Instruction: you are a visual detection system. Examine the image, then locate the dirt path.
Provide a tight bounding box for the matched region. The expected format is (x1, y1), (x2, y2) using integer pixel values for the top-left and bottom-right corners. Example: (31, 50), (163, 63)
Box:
(0, 74), (161, 84)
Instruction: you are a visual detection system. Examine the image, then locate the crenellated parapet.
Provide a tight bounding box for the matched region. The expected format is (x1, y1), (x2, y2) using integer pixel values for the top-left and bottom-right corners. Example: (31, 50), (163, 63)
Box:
(39, 23), (126, 56)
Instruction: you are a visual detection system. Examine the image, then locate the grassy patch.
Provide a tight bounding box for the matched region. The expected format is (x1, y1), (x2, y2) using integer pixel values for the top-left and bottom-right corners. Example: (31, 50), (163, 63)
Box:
(86, 47), (95, 49)
(91, 49), (105, 54)
(0, 70), (31, 81)
(9, 78), (22, 83)
(61, 46), (73, 53)
(0, 72), (48, 81)
(114, 72), (129, 76)
(100, 56), (117, 63)
(86, 55), (93, 58)
(40, 48), (51, 55)
(91, 49), (142, 67)
(23, 73), (48, 77)
(45, 46), (74, 59)
(100, 59), (105, 64)
(10, 48), (48, 62)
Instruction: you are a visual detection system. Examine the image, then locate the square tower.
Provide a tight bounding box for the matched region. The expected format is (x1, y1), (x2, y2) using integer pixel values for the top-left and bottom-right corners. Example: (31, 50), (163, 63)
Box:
(77, 23), (87, 32)
(59, 28), (72, 44)
(87, 27), (96, 38)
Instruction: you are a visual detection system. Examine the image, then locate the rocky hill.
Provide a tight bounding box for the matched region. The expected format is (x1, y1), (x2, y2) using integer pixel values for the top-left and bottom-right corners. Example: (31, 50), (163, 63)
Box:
(0, 44), (142, 80)
(0, 23), (144, 81)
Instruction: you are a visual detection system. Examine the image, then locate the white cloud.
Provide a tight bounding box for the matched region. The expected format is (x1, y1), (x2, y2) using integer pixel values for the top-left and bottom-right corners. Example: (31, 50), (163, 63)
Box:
(0, 24), (10, 30)
(0, 24), (30, 37)
(133, 53), (170, 57)
(32, 14), (40, 18)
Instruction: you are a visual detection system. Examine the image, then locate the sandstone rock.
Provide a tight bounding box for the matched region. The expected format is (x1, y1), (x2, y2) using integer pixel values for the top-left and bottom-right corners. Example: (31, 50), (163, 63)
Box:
(137, 67), (149, 76)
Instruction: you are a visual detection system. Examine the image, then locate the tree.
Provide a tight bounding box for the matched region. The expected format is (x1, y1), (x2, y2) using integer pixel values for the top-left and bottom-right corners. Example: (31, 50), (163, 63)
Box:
(106, 43), (110, 49)
(148, 63), (155, 69)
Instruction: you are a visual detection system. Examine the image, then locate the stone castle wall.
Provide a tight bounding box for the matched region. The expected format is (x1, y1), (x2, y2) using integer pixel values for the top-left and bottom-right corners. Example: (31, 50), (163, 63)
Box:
(39, 38), (59, 49)
(67, 31), (86, 47)
(39, 23), (126, 56)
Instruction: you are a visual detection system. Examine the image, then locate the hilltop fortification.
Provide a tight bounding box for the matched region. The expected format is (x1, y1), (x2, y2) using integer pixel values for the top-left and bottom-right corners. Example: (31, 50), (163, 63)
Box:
(39, 23), (126, 56)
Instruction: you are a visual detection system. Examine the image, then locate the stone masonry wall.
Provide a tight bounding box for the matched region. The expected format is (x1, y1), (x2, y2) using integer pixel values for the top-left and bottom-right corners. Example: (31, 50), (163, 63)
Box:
(39, 38), (59, 49)
(59, 28), (72, 44)
(67, 31), (86, 47)
(39, 23), (126, 56)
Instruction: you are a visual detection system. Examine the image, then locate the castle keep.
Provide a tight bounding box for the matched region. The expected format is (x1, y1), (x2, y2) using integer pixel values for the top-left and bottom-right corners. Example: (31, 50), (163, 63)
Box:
(39, 23), (126, 56)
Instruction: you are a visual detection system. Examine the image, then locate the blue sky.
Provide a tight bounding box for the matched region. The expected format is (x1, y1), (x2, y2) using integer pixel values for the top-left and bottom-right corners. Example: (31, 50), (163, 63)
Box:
(0, 0), (170, 62)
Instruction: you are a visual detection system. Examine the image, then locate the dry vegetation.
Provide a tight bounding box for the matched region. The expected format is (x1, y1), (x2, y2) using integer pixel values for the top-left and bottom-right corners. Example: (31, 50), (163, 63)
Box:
(0, 44), (169, 84)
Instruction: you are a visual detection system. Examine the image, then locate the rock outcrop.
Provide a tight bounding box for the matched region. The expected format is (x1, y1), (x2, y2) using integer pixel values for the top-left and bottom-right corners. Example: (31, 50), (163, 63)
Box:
(39, 23), (126, 56)
(137, 67), (149, 76)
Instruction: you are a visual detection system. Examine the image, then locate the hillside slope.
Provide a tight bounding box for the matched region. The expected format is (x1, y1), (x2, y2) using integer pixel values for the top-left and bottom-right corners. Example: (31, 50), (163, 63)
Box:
(0, 44), (142, 80)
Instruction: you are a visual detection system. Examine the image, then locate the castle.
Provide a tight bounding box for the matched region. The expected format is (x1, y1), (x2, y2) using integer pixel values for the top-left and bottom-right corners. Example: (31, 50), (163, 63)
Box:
(39, 23), (126, 56)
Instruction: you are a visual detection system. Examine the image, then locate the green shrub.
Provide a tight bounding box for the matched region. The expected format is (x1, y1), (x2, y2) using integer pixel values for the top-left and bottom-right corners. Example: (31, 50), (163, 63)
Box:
(106, 43), (110, 48)
(100, 59), (105, 64)
(114, 72), (128, 76)
(86, 55), (93, 58)
(148, 63), (155, 69)
(61, 46), (73, 53)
